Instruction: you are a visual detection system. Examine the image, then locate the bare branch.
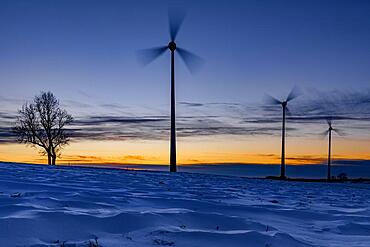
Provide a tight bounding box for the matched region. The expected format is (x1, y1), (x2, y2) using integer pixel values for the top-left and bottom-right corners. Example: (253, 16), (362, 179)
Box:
(13, 92), (73, 165)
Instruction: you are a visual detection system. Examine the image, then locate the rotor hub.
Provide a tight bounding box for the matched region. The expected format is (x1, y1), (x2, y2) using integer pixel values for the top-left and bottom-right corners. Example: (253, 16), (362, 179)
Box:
(282, 101), (287, 107)
(168, 41), (176, 51)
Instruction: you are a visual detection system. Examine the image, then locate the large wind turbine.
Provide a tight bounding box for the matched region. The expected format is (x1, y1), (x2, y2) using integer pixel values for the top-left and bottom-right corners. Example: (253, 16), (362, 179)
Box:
(266, 87), (302, 179)
(322, 119), (342, 181)
(138, 10), (203, 172)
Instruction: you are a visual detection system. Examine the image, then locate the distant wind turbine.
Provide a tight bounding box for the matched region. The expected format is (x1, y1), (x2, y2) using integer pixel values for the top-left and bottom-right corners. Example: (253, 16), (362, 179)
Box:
(322, 119), (343, 181)
(138, 10), (204, 172)
(265, 87), (302, 179)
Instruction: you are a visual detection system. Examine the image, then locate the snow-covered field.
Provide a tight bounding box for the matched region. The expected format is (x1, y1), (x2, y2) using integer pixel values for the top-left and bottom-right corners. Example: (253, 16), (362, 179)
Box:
(0, 163), (370, 247)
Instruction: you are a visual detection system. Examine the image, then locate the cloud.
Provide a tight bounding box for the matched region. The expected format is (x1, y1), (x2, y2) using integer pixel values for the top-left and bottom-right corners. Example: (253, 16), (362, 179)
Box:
(0, 127), (17, 144)
(240, 153), (327, 165)
(0, 111), (18, 144)
(179, 102), (204, 107)
(60, 155), (104, 163)
(72, 116), (167, 126)
(99, 103), (125, 110)
(286, 156), (326, 164)
(0, 96), (24, 105)
(1, 89), (370, 143)
(285, 89), (370, 122)
(63, 100), (92, 109)
(53, 154), (153, 164)
(123, 155), (147, 161)
(0, 112), (17, 121)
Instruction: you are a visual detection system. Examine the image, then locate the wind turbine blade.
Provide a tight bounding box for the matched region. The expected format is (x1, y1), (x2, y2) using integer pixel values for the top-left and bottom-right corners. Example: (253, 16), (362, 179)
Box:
(326, 118), (332, 128)
(137, 46), (168, 66)
(264, 94), (282, 105)
(333, 129), (345, 136)
(319, 129), (330, 138)
(286, 106), (292, 116)
(177, 47), (204, 74)
(169, 9), (186, 41)
(286, 86), (302, 102)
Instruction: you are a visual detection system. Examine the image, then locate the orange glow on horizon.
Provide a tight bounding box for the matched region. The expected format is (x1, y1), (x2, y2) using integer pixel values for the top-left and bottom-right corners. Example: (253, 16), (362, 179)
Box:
(1, 135), (370, 166)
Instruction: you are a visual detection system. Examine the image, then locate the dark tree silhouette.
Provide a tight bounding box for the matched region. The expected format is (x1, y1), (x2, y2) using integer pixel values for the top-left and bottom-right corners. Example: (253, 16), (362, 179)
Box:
(13, 92), (73, 165)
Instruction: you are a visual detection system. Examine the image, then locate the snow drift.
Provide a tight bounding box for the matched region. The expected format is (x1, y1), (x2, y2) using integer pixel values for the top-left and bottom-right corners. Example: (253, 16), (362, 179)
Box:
(0, 163), (369, 246)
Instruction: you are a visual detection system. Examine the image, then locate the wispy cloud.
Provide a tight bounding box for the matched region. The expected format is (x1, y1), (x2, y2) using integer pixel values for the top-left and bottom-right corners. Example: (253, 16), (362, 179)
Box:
(0, 110), (18, 144)
(1, 89), (370, 143)
(286, 89), (370, 122)
(179, 102), (204, 107)
(0, 127), (17, 143)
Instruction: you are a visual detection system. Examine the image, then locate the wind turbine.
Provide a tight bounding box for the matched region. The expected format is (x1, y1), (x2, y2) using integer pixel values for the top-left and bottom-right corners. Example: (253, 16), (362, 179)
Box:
(265, 87), (302, 179)
(322, 119), (342, 181)
(138, 10), (203, 172)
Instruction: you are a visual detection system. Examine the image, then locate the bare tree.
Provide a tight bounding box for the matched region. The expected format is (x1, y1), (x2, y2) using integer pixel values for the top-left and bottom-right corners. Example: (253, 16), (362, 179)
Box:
(13, 92), (73, 165)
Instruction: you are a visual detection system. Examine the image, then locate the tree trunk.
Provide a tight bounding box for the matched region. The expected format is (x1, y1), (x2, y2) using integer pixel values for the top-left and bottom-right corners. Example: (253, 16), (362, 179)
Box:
(47, 153), (52, 165)
(52, 154), (56, 165)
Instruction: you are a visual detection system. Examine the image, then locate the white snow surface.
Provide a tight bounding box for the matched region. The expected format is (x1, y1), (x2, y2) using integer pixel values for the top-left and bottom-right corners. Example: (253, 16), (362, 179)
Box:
(0, 163), (369, 247)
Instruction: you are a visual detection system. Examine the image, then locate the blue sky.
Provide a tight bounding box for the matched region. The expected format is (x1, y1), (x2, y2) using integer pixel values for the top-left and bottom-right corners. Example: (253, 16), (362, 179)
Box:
(0, 0), (370, 166)
(1, 0), (370, 106)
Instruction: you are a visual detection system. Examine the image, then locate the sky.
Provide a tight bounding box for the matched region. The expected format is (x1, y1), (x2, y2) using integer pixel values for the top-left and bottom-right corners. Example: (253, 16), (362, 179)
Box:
(0, 0), (370, 168)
